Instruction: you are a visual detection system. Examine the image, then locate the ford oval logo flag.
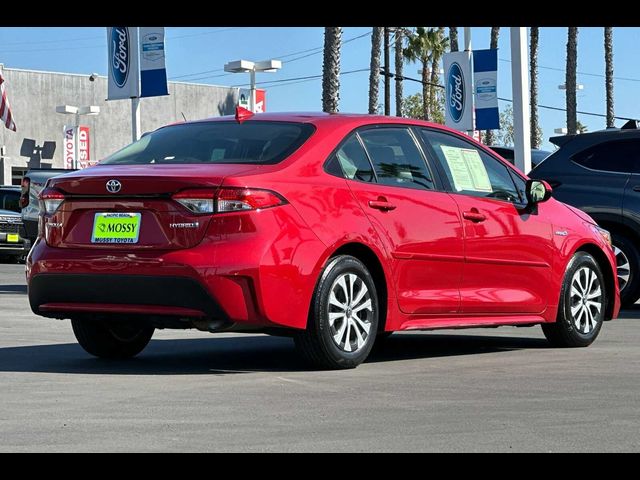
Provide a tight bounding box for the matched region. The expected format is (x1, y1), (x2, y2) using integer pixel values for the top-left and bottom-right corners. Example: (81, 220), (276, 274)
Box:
(443, 51), (474, 131)
(447, 62), (465, 123)
(111, 27), (130, 88)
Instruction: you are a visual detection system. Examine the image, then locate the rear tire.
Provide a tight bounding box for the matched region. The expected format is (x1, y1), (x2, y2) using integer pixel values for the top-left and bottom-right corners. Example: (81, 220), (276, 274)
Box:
(295, 255), (379, 369)
(542, 252), (605, 347)
(71, 319), (154, 359)
(611, 233), (640, 307)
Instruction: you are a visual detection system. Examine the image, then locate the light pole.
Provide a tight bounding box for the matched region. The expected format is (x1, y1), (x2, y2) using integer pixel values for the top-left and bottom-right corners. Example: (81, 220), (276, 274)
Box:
(224, 59), (282, 113)
(55, 104), (100, 169)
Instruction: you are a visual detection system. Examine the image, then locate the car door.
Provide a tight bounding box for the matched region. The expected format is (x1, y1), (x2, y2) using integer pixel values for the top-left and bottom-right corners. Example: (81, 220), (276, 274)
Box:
(332, 127), (464, 315)
(420, 128), (554, 315)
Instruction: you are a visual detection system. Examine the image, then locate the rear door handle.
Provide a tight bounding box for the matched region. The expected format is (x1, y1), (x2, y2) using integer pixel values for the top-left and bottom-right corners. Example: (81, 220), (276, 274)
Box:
(463, 210), (486, 222)
(368, 200), (396, 211)
(632, 185), (640, 192)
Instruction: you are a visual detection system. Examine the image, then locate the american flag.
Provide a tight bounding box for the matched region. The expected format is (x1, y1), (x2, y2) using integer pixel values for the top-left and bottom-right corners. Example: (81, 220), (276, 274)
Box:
(0, 73), (17, 132)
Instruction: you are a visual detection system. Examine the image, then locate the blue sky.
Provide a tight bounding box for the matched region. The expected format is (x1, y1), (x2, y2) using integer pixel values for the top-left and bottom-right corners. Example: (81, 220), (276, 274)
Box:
(1, 26), (638, 150)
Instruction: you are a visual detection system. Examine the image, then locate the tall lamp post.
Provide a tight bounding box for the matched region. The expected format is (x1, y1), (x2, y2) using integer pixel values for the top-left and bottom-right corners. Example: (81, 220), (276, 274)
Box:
(223, 59), (282, 112)
(55, 104), (100, 169)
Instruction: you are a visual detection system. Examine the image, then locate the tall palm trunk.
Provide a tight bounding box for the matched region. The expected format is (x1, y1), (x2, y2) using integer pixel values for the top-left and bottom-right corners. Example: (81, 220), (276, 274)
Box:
(429, 27), (445, 122)
(368, 27), (382, 114)
(605, 27), (614, 128)
(322, 27), (342, 113)
(449, 27), (459, 52)
(566, 27), (578, 134)
(395, 28), (404, 117)
(530, 27), (541, 148)
(422, 60), (430, 121)
(484, 27), (500, 145)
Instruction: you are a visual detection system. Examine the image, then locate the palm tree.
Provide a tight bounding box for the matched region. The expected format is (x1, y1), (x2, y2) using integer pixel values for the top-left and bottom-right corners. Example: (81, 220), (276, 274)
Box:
(322, 27), (342, 113)
(404, 27), (434, 121)
(530, 27), (541, 148)
(428, 28), (448, 123)
(566, 27), (578, 134)
(605, 27), (614, 128)
(449, 27), (459, 52)
(484, 27), (500, 146)
(368, 27), (382, 114)
(395, 28), (404, 117)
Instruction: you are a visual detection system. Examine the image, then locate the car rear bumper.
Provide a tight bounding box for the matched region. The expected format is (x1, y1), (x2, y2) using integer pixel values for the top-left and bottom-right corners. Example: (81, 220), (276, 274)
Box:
(26, 203), (328, 330)
(29, 273), (228, 320)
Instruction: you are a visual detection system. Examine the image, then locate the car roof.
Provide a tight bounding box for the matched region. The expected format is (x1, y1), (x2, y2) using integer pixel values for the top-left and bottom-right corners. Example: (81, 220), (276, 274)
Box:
(181, 111), (465, 133)
(0, 185), (20, 189)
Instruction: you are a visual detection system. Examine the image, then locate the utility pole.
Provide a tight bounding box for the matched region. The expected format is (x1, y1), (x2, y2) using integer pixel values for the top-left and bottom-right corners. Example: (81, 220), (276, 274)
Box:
(384, 27), (391, 116)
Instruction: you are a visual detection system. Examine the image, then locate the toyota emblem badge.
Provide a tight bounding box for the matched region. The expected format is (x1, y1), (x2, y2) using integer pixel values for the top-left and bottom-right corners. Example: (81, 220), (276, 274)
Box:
(106, 179), (122, 193)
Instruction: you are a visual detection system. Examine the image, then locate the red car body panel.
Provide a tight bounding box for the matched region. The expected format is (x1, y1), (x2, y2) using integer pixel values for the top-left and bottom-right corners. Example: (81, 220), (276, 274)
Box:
(26, 113), (620, 332)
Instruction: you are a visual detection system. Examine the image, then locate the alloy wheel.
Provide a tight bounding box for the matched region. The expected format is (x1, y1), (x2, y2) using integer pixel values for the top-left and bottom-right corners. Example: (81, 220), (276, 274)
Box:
(570, 266), (603, 334)
(613, 244), (631, 293)
(327, 273), (373, 353)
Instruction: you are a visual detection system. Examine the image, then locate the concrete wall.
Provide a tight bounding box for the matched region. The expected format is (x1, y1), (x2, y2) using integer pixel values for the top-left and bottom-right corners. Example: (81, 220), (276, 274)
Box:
(0, 65), (237, 184)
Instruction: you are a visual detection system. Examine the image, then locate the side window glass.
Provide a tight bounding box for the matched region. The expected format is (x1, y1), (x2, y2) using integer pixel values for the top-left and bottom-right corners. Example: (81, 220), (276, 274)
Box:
(326, 135), (376, 183)
(422, 129), (522, 203)
(359, 128), (434, 190)
(572, 140), (640, 174)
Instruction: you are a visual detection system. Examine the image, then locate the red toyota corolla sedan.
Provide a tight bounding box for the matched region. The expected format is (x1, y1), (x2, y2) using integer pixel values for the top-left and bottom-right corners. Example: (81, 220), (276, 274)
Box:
(26, 112), (620, 369)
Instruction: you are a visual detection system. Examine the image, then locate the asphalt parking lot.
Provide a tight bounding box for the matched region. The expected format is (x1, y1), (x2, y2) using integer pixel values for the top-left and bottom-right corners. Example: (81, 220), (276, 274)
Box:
(1, 262), (639, 452)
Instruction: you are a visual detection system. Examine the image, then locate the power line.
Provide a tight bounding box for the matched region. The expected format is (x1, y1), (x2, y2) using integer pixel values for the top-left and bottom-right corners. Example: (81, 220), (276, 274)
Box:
(231, 68), (369, 88)
(169, 31), (371, 82)
(498, 57), (640, 84)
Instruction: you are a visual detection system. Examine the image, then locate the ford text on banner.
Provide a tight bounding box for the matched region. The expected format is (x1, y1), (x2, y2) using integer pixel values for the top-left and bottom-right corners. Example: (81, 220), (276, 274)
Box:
(473, 49), (500, 131)
(140, 27), (169, 98)
(444, 51), (474, 131)
(107, 27), (140, 100)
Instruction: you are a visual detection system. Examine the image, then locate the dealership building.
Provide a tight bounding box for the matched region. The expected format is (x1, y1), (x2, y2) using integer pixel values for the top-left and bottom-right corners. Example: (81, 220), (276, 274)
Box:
(0, 65), (238, 185)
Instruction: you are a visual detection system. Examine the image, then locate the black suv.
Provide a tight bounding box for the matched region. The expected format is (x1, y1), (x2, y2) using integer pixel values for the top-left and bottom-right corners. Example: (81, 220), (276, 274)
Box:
(0, 186), (30, 262)
(529, 121), (640, 306)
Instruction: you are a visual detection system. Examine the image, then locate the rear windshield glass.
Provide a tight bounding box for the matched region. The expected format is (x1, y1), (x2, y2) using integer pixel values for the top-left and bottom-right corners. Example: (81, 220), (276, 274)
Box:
(101, 121), (315, 165)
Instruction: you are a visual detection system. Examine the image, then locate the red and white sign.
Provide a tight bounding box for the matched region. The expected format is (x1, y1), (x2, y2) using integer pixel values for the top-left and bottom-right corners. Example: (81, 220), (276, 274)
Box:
(63, 125), (76, 169)
(63, 125), (92, 169)
(255, 89), (266, 113)
(78, 125), (92, 168)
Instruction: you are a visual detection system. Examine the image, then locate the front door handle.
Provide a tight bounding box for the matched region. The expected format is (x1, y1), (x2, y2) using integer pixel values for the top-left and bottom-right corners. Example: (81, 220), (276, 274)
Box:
(368, 199), (396, 211)
(463, 210), (486, 222)
(632, 185), (640, 192)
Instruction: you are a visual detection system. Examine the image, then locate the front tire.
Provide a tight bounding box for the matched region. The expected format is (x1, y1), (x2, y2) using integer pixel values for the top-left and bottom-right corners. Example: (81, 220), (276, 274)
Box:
(611, 233), (640, 307)
(71, 319), (154, 359)
(542, 252), (605, 347)
(295, 255), (379, 369)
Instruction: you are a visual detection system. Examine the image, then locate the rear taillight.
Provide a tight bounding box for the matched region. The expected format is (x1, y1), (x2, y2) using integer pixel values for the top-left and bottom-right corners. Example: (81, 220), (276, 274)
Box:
(39, 188), (65, 215)
(172, 187), (286, 214)
(19, 177), (30, 208)
(216, 187), (286, 212)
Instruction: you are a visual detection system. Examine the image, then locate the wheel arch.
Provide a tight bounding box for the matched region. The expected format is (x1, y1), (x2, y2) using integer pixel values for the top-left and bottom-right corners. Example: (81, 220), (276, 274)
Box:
(575, 243), (616, 320)
(326, 242), (390, 333)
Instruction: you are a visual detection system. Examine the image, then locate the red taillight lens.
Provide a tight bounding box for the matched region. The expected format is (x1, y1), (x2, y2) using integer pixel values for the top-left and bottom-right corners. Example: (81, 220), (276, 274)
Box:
(19, 177), (30, 208)
(172, 187), (286, 214)
(39, 188), (65, 215)
(216, 188), (286, 212)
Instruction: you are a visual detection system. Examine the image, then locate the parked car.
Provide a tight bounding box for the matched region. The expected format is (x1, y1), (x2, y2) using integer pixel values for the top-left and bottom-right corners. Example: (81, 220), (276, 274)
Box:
(489, 145), (552, 170)
(529, 121), (640, 307)
(27, 112), (619, 369)
(20, 168), (76, 244)
(0, 185), (30, 262)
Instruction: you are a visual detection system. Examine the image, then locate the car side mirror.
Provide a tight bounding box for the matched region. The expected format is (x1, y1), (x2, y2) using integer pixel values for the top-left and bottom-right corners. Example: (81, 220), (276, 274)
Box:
(526, 179), (552, 205)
